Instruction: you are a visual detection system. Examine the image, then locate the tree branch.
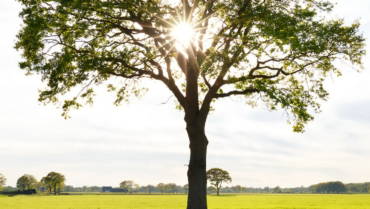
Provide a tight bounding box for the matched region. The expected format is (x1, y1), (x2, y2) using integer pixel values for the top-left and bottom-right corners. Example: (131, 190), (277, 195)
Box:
(214, 88), (259, 98)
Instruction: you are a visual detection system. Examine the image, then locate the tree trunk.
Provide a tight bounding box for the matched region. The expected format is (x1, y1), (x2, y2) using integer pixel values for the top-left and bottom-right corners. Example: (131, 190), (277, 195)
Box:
(216, 186), (220, 196)
(186, 120), (208, 209)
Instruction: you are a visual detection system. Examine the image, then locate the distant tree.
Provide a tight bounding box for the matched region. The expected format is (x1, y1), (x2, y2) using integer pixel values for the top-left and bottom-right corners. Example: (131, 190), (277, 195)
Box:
(310, 181), (346, 194)
(206, 168), (232, 196)
(157, 183), (167, 194)
(138, 183), (183, 193)
(16, 0), (365, 208)
(165, 183), (178, 193)
(63, 185), (75, 192)
(142, 185), (156, 194)
(263, 187), (271, 193)
(148, 185), (156, 194)
(89, 186), (103, 192)
(272, 186), (282, 193)
(41, 176), (52, 193)
(0, 173), (6, 191)
(41, 172), (65, 195)
(231, 185), (246, 193)
(132, 183), (140, 193)
(120, 180), (134, 193)
(2, 186), (17, 192)
(16, 174), (38, 191)
(34, 181), (46, 192)
(284, 186), (308, 194)
(345, 183), (370, 193)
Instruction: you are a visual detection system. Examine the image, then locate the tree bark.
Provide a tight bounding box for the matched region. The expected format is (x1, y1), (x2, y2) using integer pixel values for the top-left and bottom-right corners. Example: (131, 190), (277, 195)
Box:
(186, 120), (208, 209)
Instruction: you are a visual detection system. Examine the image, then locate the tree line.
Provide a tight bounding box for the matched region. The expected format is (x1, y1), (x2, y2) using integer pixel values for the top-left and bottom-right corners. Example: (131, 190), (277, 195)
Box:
(1, 172), (369, 195)
(0, 172), (65, 195)
(0, 168), (232, 195)
(224, 182), (370, 194)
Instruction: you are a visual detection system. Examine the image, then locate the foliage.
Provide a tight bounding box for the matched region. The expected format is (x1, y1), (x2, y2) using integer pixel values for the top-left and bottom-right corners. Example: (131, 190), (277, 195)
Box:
(41, 172), (65, 194)
(61, 183), (187, 194)
(2, 194), (370, 209)
(15, 0), (365, 132)
(0, 173), (6, 191)
(157, 183), (167, 193)
(16, 174), (38, 191)
(310, 181), (347, 194)
(162, 183), (179, 193)
(119, 180), (135, 193)
(345, 183), (370, 194)
(206, 168), (232, 195)
(272, 186), (282, 193)
(63, 185), (103, 193)
(1, 186), (17, 193)
(6, 179), (369, 194)
(141, 185), (156, 194)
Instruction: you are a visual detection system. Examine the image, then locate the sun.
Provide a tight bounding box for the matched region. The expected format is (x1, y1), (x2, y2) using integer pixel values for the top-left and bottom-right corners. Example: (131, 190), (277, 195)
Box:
(170, 21), (197, 50)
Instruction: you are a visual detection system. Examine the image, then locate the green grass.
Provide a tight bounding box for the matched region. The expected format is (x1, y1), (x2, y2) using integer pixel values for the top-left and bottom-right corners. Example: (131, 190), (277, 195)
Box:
(1, 194), (370, 209)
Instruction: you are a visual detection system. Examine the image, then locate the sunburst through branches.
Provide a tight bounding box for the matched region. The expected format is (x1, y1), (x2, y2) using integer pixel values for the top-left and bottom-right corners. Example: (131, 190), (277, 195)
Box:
(168, 19), (201, 56)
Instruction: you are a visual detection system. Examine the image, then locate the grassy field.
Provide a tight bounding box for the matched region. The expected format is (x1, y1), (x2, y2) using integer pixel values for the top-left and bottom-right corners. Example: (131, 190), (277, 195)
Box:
(1, 194), (370, 209)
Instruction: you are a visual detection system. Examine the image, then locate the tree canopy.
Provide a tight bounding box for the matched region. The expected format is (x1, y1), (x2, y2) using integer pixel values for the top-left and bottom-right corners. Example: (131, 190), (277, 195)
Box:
(16, 174), (38, 191)
(119, 180), (135, 193)
(16, 0), (364, 132)
(310, 181), (347, 194)
(41, 172), (65, 194)
(206, 168), (232, 195)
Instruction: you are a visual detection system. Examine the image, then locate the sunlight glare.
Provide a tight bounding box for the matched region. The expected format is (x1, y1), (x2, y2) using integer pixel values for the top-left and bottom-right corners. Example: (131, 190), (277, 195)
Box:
(170, 21), (197, 50)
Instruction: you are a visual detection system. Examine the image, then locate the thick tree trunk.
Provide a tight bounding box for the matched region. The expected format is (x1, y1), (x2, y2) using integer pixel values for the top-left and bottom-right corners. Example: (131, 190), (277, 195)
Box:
(186, 121), (208, 209)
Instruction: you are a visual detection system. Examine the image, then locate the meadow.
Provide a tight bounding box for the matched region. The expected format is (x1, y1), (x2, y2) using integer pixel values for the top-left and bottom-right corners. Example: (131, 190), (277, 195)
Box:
(1, 194), (370, 209)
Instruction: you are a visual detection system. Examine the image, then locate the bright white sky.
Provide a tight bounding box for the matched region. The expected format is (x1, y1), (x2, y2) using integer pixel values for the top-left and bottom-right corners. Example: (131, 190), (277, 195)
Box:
(0, 1), (370, 188)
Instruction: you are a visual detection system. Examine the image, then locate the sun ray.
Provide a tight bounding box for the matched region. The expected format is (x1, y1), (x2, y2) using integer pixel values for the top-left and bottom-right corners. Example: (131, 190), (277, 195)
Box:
(171, 21), (196, 48)
(152, 5), (213, 58)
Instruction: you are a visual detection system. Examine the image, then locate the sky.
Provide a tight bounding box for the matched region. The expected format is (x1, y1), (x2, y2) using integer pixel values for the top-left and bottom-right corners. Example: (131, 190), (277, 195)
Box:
(0, 1), (370, 188)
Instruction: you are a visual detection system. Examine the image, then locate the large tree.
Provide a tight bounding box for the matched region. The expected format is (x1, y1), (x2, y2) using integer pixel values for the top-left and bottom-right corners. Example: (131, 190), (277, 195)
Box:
(206, 168), (232, 196)
(41, 172), (65, 195)
(16, 0), (365, 208)
(16, 174), (38, 191)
